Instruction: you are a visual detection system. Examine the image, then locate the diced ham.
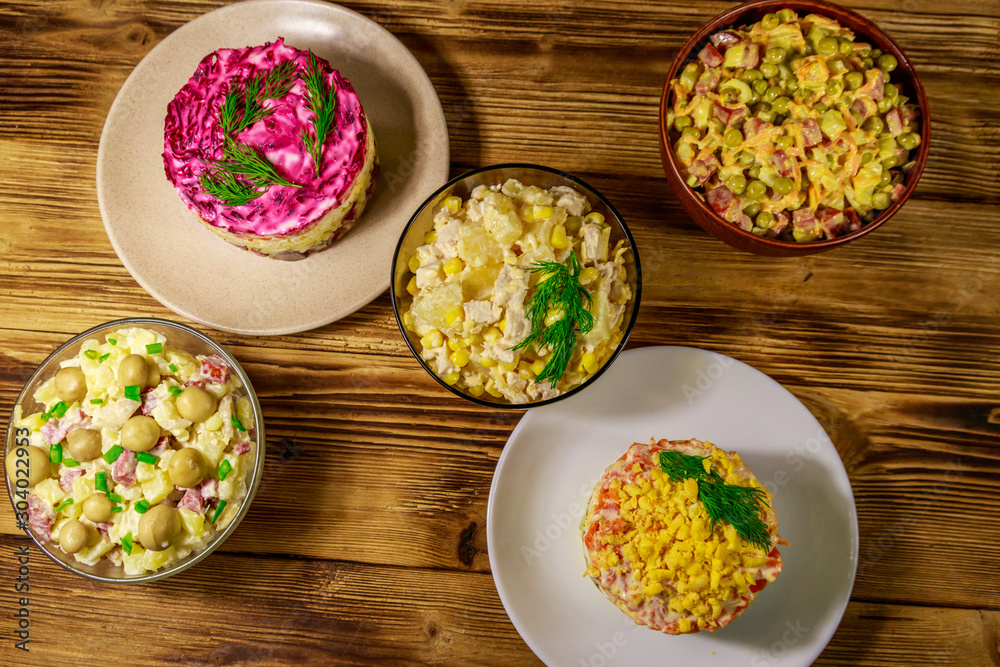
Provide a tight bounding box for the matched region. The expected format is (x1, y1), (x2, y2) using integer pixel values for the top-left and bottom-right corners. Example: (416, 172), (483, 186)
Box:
(857, 69), (885, 100)
(27, 494), (54, 541)
(793, 209), (820, 239)
(688, 154), (720, 185)
(59, 467), (85, 493)
(199, 479), (218, 499)
(695, 69), (720, 94)
(801, 119), (823, 147)
(150, 436), (171, 457)
(771, 149), (795, 178)
(818, 208), (847, 239)
(713, 101), (747, 126)
(697, 43), (724, 68)
(140, 389), (159, 416)
(184, 379), (206, 388)
(709, 31), (741, 49)
(890, 183), (906, 202)
(96, 521), (113, 537)
(706, 186), (749, 229)
(733, 42), (760, 69)
(744, 117), (773, 141)
(112, 447), (137, 488)
(177, 488), (205, 514)
(200, 354), (231, 384)
(234, 440), (251, 455)
(771, 211), (790, 236)
(885, 108), (904, 136)
(844, 208), (863, 232)
(41, 409), (88, 445)
(851, 96), (878, 122)
(900, 104), (919, 124)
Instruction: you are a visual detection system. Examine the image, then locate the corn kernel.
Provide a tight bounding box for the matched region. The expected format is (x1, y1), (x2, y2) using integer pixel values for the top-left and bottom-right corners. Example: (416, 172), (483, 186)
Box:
(483, 327), (502, 343)
(580, 352), (599, 374)
(467, 384), (485, 397)
(464, 333), (483, 346)
(450, 349), (471, 367)
(584, 211), (605, 224)
(443, 257), (464, 275)
(544, 308), (564, 327)
(443, 196), (462, 212)
(550, 224), (569, 249)
(420, 330), (443, 349)
(531, 359), (547, 375)
(446, 306), (463, 326)
(517, 361), (534, 379)
(447, 338), (462, 351)
(401, 311), (416, 331)
(407, 255), (421, 273)
(480, 355), (497, 368)
(423, 230), (437, 244)
(499, 359), (518, 372)
(406, 276), (418, 297)
(533, 205), (554, 219)
(498, 318), (507, 333)
(443, 372), (460, 385)
(579, 266), (599, 285)
(485, 381), (503, 398)
(519, 205), (535, 222)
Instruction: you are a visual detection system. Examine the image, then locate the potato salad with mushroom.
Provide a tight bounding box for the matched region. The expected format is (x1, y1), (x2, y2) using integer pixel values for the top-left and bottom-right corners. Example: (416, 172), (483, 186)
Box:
(401, 179), (633, 404)
(5, 327), (256, 575)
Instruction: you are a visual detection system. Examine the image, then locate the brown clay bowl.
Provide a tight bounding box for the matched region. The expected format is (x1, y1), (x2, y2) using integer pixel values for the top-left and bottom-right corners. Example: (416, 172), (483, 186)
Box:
(658, 0), (931, 256)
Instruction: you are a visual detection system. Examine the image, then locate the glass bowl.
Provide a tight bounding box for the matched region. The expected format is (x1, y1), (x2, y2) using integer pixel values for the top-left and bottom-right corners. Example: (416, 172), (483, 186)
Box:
(4, 317), (264, 583)
(390, 163), (642, 409)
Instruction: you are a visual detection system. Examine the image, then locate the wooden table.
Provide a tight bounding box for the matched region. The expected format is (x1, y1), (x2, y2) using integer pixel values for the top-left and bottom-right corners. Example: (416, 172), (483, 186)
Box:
(1, 0), (998, 664)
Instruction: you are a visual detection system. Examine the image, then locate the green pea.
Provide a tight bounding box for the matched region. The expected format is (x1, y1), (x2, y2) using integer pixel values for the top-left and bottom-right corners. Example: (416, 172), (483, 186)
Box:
(771, 96), (791, 115)
(845, 71), (864, 90)
(763, 85), (781, 103)
(775, 135), (794, 151)
(881, 154), (900, 169)
(773, 177), (795, 195)
(785, 79), (799, 93)
(674, 115), (693, 131)
(757, 109), (775, 123)
(743, 68), (763, 81)
(878, 135), (898, 153)
(712, 118), (726, 134)
(877, 97), (894, 114)
(862, 57), (874, 69)
(826, 80), (844, 98)
(817, 37), (838, 56)
(682, 127), (700, 139)
(777, 8), (796, 23)
(723, 127), (744, 147)
(726, 174), (748, 195)
(863, 116), (884, 134)
(860, 152), (874, 165)
(742, 202), (761, 217)
(738, 150), (756, 166)
(757, 210), (775, 228)
(746, 180), (767, 199)
(759, 62), (779, 79)
(814, 102), (828, 113)
(761, 13), (780, 31)
(765, 46), (786, 64)
(838, 39), (855, 57)
(855, 43), (872, 58)
(879, 170), (892, 187)
(748, 166), (762, 180)
(752, 78), (769, 96)
(897, 133), (920, 150)
(871, 48), (883, 59)
(883, 83), (898, 100)
(872, 192), (891, 210)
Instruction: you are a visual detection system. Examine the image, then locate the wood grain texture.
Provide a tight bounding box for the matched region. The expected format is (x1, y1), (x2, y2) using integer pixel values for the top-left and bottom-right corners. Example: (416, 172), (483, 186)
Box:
(1, 0), (999, 663)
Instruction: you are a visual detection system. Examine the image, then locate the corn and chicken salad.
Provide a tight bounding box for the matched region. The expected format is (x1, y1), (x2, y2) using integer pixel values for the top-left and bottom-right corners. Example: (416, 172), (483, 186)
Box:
(666, 9), (922, 241)
(401, 179), (632, 404)
(6, 328), (255, 575)
(583, 438), (782, 634)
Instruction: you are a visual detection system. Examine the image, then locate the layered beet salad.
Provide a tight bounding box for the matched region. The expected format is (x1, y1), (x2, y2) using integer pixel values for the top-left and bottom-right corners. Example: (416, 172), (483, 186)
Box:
(163, 39), (377, 260)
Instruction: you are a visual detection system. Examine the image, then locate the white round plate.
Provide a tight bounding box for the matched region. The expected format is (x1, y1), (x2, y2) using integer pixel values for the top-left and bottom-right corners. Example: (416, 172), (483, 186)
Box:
(97, 0), (450, 335)
(488, 346), (858, 667)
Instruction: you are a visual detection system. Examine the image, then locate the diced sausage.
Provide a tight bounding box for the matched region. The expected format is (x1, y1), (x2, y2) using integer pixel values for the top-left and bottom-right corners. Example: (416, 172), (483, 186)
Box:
(112, 447), (137, 488)
(60, 468), (85, 493)
(234, 440), (251, 455)
(200, 354), (231, 384)
(801, 119), (823, 147)
(697, 43), (724, 68)
(851, 96), (878, 122)
(713, 102), (747, 126)
(27, 494), (54, 541)
(857, 68), (885, 100)
(177, 488), (205, 514)
(771, 149), (795, 178)
(818, 208), (846, 239)
(695, 69), (720, 94)
(885, 108), (904, 137)
(709, 31), (741, 49)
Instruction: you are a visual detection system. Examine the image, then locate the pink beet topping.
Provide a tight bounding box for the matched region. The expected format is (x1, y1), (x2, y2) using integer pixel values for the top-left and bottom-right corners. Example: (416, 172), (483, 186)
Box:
(163, 38), (370, 237)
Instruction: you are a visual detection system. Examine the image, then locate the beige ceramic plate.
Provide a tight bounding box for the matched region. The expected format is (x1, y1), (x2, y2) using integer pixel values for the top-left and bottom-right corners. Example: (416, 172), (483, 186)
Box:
(97, 0), (450, 335)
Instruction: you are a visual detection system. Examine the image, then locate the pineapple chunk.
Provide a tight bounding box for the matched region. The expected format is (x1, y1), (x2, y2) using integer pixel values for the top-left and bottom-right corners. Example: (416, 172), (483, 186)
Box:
(457, 224), (504, 268)
(410, 281), (463, 336)
(481, 192), (522, 246)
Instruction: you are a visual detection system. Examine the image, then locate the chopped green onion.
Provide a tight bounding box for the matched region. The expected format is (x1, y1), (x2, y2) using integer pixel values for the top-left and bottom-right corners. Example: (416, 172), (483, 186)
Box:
(211, 500), (228, 523)
(136, 452), (158, 465)
(55, 498), (73, 512)
(98, 353), (110, 363)
(84, 349), (99, 360)
(51, 401), (69, 419)
(95, 471), (108, 494)
(90, 398), (104, 405)
(49, 443), (63, 463)
(40, 411), (51, 421)
(218, 460), (233, 481)
(108, 338), (117, 345)
(111, 505), (123, 513)
(108, 492), (123, 503)
(134, 499), (150, 514)
(146, 343), (163, 354)
(231, 415), (246, 432)
(123, 385), (141, 401)
(63, 457), (80, 467)
(168, 363), (178, 373)
(168, 386), (183, 397)
(102, 445), (124, 464)
(121, 532), (133, 555)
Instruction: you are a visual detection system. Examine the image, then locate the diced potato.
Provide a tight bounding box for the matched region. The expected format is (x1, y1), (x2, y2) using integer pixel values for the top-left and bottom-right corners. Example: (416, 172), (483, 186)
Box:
(236, 397), (254, 431)
(135, 461), (158, 484)
(140, 470), (173, 504)
(179, 507), (207, 537)
(142, 546), (175, 572)
(33, 478), (65, 507)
